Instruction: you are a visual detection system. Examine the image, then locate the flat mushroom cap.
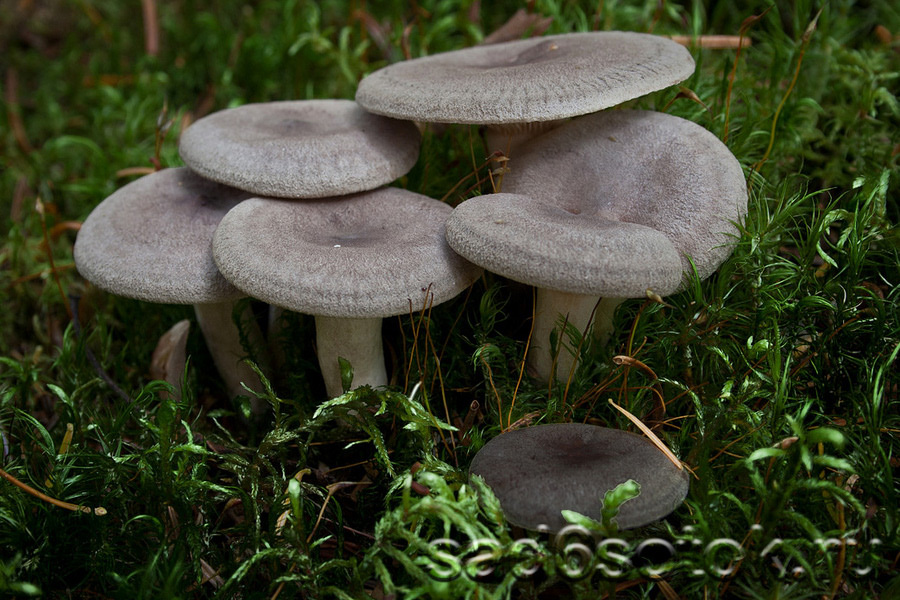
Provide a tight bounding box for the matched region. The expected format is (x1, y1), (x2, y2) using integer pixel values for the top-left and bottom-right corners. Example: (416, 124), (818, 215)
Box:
(356, 32), (695, 125)
(74, 167), (251, 304)
(179, 100), (421, 198)
(503, 109), (748, 282)
(469, 423), (689, 532)
(446, 193), (684, 296)
(212, 188), (482, 318)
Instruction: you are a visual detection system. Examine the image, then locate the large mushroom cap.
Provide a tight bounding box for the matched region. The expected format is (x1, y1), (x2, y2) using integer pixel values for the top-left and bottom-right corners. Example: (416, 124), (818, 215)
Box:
(179, 100), (421, 199)
(356, 32), (695, 125)
(74, 167), (251, 304)
(446, 192), (684, 296)
(469, 423), (689, 532)
(502, 109), (747, 281)
(212, 188), (482, 318)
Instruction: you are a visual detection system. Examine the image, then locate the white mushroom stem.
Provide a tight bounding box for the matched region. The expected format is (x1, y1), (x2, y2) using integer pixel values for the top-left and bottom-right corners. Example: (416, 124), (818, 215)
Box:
(193, 301), (269, 406)
(529, 290), (625, 382)
(315, 316), (387, 398)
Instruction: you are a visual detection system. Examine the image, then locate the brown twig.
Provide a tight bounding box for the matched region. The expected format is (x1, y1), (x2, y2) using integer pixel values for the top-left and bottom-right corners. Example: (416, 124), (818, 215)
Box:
(753, 9), (822, 173)
(0, 466), (107, 516)
(724, 10), (769, 142)
(69, 294), (133, 404)
(35, 198), (72, 320)
(507, 286), (536, 430)
(5, 68), (33, 153)
(141, 0), (159, 56)
(669, 34), (753, 49)
(608, 398), (682, 470)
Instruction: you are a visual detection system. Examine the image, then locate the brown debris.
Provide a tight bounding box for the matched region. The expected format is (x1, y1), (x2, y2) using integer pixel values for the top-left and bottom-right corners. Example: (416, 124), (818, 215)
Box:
(481, 9), (552, 45)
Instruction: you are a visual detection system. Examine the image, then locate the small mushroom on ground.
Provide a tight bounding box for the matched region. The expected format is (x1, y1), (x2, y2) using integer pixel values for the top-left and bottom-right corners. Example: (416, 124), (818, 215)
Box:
(149, 319), (191, 401)
(73, 167), (270, 404)
(356, 31), (694, 154)
(469, 423), (689, 532)
(446, 109), (747, 381)
(211, 187), (482, 398)
(179, 99), (421, 198)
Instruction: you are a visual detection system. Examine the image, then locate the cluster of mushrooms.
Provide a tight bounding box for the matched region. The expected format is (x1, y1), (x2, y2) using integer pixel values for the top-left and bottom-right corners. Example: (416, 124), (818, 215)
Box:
(74, 31), (747, 532)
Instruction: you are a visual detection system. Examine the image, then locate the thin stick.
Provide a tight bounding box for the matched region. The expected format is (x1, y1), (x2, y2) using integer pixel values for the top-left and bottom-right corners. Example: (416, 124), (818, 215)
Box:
(546, 312), (570, 407)
(69, 295), (133, 404)
(5, 68), (33, 153)
(306, 481), (367, 544)
(562, 297), (601, 413)
(724, 10), (769, 142)
(424, 308), (457, 463)
(432, 283), (474, 399)
(668, 34), (753, 49)
(417, 292), (454, 458)
(608, 399), (682, 470)
(141, 0), (159, 56)
(481, 349), (503, 430)
(440, 151), (505, 204)
(612, 355), (667, 418)
(35, 197), (72, 321)
(507, 286), (536, 430)
(754, 9), (822, 173)
(0, 467), (107, 516)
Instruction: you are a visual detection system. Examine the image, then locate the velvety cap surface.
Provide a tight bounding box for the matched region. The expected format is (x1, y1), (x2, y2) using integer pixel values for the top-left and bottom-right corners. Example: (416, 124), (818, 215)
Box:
(179, 100), (421, 198)
(502, 109), (747, 282)
(212, 188), (482, 317)
(446, 193), (684, 296)
(356, 32), (695, 124)
(469, 423), (689, 532)
(74, 167), (251, 303)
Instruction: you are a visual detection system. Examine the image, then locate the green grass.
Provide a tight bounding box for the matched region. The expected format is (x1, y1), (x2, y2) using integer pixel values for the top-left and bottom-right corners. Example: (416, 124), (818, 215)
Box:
(1, 1), (899, 598)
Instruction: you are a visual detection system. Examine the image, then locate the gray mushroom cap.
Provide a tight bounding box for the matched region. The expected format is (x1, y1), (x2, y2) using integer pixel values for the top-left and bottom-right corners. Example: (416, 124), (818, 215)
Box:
(74, 167), (251, 304)
(356, 31), (695, 125)
(212, 188), (483, 318)
(179, 100), (421, 198)
(469, 423), (690, 532)
(446, 192), (684, 296)
(501, 109), (747, 282)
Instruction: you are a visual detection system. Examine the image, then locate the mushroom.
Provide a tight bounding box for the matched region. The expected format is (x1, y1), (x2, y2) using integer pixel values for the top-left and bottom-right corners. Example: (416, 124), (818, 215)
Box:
(446, 109), (747, 381)
(73, 167), (270, 404)
(179, 99), (421, 198)
(211, 187), (482, 398)
(469, 423), (689, 532)
(179, 99), (423, 374)
(149, 319), (191, 401)
(356, 31), (694, 155)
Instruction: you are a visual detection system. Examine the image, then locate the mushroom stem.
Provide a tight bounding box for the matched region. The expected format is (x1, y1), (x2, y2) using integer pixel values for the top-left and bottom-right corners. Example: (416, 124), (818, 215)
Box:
(315, 316), (386, 398)
(529, 290), (625, 382)
(530, 289), (598, 382)
(193, 301), (269, 409)
(484, 120), (566, 161)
